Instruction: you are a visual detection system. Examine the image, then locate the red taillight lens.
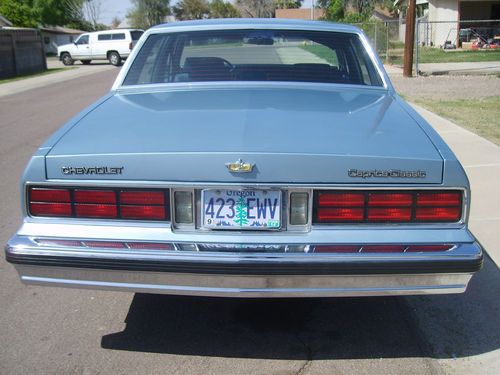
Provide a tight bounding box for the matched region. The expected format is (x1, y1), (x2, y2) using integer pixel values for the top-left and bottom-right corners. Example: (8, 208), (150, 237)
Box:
(120, 191), (165, 205)
(75, 203), (118, 218)
(316, 207), (364, 222)
(313, 190), (463, 224)
(74, 190), (116, 204)
(406, 245), (453, 252)
(362, 245), (407, 253)
(417, 192), (461, 206)
(28, 186), (170, 221)
(368, 193), (412, 207)
(29, 188), (72, 217)
(314, 245), (361, 253)
(127, 242), (174, 250)
(83, 241), (125, 249)
(30, 202), (72, 217)
(367, 207), (412, 222)
(415, 207), (461, 222)
(121, 205), (165, 220)
(318, 192), (364, 207)
(30, 188), (70, 203)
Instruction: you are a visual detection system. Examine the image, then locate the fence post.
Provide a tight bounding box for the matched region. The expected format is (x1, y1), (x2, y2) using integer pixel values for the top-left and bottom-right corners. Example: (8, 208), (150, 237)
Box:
(386, 24), (390, 64)
(415, 19), (420, 76)
(10, 33), (18, 75)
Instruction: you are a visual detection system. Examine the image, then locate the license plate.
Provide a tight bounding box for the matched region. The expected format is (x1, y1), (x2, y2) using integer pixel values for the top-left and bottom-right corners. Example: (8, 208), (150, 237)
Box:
(202, 189), (281, 230)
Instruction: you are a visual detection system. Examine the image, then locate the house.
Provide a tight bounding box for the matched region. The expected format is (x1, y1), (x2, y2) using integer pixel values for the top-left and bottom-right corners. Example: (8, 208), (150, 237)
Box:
(275, 8), (326, 21)
(0, 14), (13, 27)
(397, 0), (500, 47)
(39, 26), (84, 54)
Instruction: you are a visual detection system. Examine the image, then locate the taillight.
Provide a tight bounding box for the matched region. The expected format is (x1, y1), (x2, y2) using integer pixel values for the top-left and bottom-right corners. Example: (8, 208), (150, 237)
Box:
(29, 188), (72, 217)
(314, 190), (463, 224)
(28, 186), (170, 221)
(129, 42), (133, 50)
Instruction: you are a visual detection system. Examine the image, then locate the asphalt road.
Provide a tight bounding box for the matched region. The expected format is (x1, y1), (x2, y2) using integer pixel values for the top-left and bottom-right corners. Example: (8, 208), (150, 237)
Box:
(0, 70), (499, 375)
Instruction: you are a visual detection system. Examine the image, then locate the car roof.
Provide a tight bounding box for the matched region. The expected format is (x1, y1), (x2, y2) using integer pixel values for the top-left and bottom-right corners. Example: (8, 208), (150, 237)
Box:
(92, 29), (142, 34)
(151, 18), (360, 33)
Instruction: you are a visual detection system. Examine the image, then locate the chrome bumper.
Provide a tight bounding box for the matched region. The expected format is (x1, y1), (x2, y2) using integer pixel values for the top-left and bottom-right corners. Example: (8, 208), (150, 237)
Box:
(5, 235), (483, 297)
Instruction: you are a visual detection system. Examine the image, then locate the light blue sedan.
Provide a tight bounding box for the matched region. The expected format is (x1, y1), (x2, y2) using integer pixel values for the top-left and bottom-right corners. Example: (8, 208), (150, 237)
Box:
(5, 19), (483, 297)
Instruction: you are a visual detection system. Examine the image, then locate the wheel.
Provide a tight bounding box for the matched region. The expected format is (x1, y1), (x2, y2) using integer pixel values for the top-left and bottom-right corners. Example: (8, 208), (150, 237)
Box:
(108, 52), (122, 66)
(61, 53), (74, 66)
(81, 60), (91, 65)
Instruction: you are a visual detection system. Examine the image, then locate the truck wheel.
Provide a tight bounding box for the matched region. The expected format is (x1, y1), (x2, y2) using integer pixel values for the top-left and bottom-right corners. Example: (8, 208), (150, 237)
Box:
(61, 53), (74, 66)
(108, 52), (122, 66)
(81, 60), (91, 65)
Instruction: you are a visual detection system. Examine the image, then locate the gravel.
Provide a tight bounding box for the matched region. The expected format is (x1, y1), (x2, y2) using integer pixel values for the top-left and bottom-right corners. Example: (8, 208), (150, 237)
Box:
(389, 74), (500, 100)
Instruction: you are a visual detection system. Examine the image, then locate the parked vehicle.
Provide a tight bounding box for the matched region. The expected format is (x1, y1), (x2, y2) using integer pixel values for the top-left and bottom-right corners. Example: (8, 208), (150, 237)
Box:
(57, 29), (143, 66)
(6, 19), (483, 298)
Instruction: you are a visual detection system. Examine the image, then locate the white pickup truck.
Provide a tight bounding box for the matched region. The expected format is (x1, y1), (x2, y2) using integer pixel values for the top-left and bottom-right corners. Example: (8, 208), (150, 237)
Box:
(57, 29), (144, 66)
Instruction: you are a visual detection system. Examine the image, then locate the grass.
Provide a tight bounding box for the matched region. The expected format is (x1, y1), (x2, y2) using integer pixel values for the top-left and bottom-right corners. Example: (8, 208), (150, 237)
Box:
(389, 47), (500, 65)
(300, 44), (339, 65)
(410, 96), (500, 145)
(0, 67), (76, 84)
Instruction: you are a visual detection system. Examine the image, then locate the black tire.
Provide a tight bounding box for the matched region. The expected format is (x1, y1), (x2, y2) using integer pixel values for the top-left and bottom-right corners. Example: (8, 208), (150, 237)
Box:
(61, 53), (74, 66)
(108, 51), (122, 66)
(81, 60), (91, 65)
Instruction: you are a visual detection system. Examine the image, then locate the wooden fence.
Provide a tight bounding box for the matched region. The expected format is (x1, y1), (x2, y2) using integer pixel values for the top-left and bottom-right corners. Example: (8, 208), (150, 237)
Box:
(0, 28), (47, 79)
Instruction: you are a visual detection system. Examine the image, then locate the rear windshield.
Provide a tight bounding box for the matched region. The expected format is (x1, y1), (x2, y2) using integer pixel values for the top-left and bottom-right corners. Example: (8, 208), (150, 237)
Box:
(123, 29), (383, 87)
(130, 30), (144, 40)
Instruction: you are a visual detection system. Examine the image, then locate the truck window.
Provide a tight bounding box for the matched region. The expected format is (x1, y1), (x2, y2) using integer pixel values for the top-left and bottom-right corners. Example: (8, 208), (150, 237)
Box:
(98, 34), (112, 41)
(112, 33), (126, 40)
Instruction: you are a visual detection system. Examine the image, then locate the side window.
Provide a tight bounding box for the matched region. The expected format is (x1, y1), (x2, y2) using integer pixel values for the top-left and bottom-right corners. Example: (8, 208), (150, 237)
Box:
(123, 34), (170, 85)
(112, 33), (126, 40)
(76, 35), (89, 45)
(98, 34), (112, 41)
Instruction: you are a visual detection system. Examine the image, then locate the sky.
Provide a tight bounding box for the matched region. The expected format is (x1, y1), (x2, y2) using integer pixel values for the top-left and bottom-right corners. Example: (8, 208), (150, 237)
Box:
(97, 0), (317, 25)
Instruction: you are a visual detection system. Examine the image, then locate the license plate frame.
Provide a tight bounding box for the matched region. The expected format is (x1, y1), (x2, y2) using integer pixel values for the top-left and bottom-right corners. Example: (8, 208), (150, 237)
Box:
(201, 189), (282, 230)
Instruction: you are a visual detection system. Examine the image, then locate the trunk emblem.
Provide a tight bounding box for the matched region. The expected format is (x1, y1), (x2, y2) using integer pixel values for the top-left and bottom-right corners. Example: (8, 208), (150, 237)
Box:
(226, 159), (254, 173)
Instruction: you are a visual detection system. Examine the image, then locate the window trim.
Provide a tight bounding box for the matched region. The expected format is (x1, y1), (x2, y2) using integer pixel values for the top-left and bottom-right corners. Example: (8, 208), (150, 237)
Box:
(112, 25), (390, 91)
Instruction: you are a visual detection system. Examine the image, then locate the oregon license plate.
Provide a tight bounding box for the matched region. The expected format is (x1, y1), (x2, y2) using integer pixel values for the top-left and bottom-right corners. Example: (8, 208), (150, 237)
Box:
(202, 189), (281, 230)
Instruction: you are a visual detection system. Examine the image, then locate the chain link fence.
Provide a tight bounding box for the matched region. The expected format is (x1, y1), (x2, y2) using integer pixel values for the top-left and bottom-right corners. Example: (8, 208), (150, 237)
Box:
(355, 19), (500, 76)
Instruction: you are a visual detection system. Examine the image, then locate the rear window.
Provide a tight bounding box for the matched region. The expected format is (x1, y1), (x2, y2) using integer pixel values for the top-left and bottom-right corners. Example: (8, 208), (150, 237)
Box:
(123, 29), (383, 87)
(130, 30), (144, 40)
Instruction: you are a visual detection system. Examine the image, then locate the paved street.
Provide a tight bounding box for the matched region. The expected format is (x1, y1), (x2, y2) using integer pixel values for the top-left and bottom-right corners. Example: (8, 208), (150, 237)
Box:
(0, 69), (499, 374)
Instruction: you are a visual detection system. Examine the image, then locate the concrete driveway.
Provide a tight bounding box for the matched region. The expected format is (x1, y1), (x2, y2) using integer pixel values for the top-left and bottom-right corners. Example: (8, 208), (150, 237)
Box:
(0, 69), (498, 374)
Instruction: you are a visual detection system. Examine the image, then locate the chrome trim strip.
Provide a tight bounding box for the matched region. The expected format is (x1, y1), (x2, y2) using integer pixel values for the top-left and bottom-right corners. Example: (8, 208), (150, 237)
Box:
(7, 235), (482, 263)
(14, 265), (471, 297)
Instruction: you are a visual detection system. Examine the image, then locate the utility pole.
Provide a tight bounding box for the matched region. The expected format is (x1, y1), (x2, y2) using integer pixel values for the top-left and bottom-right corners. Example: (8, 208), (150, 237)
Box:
(403, 0), (416, 77)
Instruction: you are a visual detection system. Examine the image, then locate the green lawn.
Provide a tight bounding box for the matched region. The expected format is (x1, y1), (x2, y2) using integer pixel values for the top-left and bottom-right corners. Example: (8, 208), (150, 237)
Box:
(0, 67), (76, 84)
(300, 44), (339, 65)
(389, 48), (500, 65)
(410, 96), (500, 145)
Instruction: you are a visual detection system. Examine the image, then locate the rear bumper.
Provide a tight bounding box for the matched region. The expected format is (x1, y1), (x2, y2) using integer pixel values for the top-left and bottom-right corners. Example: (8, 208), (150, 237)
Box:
(5, 235), (483, 297)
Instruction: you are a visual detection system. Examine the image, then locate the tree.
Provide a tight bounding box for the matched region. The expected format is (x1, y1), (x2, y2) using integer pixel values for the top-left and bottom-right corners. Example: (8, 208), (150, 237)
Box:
(209, 0), (240, 18)
(126, 0), (170, 29)
(34, 0), (85, 26)
(235, 0), (274, 18)
(173, 0), (209, 20)
(324, 0), (343, 21)
(274, 0), (302, 9)
(83, 0), (102, 28)
(111, 16), (122, 29)
(0, 0), (38, 28)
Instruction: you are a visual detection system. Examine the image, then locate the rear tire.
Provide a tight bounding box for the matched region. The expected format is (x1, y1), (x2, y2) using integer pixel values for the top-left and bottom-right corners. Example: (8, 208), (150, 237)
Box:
(108, 52), (122, 66)
(61, 53), (74, 66)
(81, 60), (91, 65)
